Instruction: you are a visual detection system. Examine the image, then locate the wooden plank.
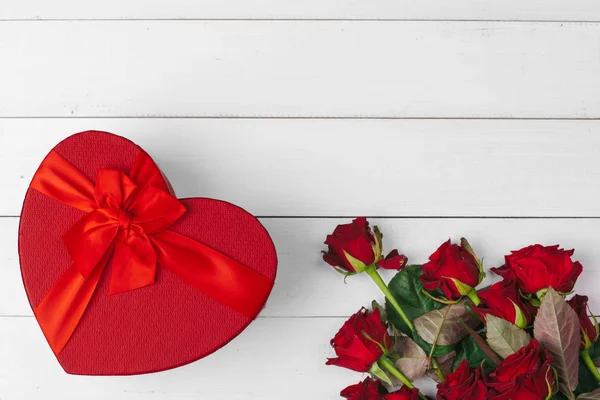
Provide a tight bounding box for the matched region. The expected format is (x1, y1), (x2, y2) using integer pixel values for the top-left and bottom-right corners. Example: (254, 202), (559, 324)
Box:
(0, 316), (401, 399)
(3, 0), (600, 21)
(1, 119), (600, 217)
(0, 21), (599, 118)
(5, 217), (600, 318)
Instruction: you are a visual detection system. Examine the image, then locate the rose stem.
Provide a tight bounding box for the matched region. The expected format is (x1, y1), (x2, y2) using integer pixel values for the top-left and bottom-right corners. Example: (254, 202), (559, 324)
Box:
(581, 349), (600, 382)
(431, 358), (445, 381)
(365, 265), (414, 332)
(378, 356), (427, 400)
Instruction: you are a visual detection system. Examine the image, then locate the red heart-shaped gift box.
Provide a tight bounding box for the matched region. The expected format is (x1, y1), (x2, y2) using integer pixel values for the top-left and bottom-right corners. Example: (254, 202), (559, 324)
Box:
(18, 131), (277, 375)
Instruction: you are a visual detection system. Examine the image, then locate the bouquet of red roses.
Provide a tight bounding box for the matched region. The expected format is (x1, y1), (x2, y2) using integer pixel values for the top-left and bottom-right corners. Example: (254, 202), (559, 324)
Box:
(322, 218), (600, 400)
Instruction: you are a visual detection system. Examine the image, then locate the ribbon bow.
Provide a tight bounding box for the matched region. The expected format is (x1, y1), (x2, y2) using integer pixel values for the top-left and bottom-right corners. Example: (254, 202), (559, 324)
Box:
(30, 149), (273, 355)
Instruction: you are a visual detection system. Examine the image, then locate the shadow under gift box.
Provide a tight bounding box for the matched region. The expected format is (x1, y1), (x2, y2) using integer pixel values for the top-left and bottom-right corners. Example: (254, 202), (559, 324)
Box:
(18, 131), (277, 375)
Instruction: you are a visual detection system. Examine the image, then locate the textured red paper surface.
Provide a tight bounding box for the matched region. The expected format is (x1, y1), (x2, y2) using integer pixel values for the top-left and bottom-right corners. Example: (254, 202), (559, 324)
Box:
(18, 131), (277, 375)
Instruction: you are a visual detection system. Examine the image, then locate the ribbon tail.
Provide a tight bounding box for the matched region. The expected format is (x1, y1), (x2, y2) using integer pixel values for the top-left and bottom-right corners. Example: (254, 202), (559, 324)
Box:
(151, 230), (274, 319)
(34, 258), (106, 355)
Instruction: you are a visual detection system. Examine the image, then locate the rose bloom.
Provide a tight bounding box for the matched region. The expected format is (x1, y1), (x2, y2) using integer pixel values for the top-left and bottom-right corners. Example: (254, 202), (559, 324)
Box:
(420, 239), (481, 301)
(472, 279), (535, 328)
(341, 378), (421, 400)
(486, 339), (556, 400)
(327, 308), (391, 372)
(436, 360), (487, 400)
(384, 386), (421, 400)
(567, 294), (598, 349)
(492, 244), (582, 295)
(323, 217), (406, 273)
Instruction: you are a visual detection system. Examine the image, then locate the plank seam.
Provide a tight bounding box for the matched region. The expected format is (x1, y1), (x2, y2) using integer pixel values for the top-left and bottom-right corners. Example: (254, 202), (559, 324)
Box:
(1, 19), (600, 23)
(2, 117), (600, 121)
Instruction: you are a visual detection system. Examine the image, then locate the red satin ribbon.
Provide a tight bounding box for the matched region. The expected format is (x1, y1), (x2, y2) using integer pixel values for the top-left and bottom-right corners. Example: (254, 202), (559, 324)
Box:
(30, 150), (273, 355)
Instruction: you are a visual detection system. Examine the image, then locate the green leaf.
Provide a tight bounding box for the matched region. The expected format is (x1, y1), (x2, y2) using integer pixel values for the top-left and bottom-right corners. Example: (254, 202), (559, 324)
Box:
(452, 335), (496, 370)
(386, 265), (445, 336)
(577, 388), (600, 399)
(575, 357), (600, 396)
(486, 314), (531, 359)
(552, 392), (570, 400)
(391, 336), (429, 383)
(413, 299), (481, 346)
(461, 319), (501, 366)
(411, 330), (455, 357)
(534, 288), (581, 397)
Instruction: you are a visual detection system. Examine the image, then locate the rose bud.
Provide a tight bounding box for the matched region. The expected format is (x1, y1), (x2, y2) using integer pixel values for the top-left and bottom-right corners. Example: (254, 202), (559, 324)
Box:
(436, 360), (487, 400)
(377, 249), (408, 271)
(486, 339), (556, 400)
(492, 244), (582, 299)
(567, 295), (599, 349)
(323, 218), (407, 274)
(340, 378), (422, 400)
(323, 217), (390, 274)
(327, 308), (392, 373)
(472, 279), (535, 329)
(420, 239), (484, 304)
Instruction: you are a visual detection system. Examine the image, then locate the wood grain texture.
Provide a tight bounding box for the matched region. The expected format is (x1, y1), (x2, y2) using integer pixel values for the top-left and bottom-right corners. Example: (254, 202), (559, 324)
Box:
(2, 5), (600, 398)
(2, 119), (600, 217)
(1, 21), (599, 118)
(3, 0), (600, 21)
(5, 217), (600, 318)
(0, 316), (385, 400)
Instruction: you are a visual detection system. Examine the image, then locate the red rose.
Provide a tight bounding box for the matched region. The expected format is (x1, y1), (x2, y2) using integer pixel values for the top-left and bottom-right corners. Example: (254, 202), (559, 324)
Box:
(492, 244), (582, 295)
(323, 218), (406, 274)
(420, 239), (482, 301)
(384, 386), (421, 400)
(472, 279), (535, 328)
(327, 308), (391, 372)
(340, 378), (421, 400)
(340, 377), (381, 400)
(436, 360), (487, 400)
(486, 339), (556, 400)
(323, 217), (377, 273)
(567, 294), (598, 349)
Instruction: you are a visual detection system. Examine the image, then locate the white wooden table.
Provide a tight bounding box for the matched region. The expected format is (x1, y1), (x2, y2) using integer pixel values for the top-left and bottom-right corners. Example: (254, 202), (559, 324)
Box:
(2, 1), (600, 398)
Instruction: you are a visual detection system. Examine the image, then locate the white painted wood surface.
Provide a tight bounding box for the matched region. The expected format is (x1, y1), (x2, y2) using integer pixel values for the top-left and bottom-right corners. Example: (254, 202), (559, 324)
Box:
(4, 217), (600, 316)
(3, 0), (600, 21)
(2, 3), (600, 399)
(2, 120), (600, 217)
(1, 22), (600, 118)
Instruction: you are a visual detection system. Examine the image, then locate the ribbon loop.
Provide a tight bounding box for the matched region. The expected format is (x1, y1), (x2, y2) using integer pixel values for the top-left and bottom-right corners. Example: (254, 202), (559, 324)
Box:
(94, 169), (138, 212)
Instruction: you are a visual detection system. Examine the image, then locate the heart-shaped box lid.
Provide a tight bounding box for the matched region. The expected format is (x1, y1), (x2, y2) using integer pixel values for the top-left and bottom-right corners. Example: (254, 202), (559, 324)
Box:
(19, 131), (277, 375)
